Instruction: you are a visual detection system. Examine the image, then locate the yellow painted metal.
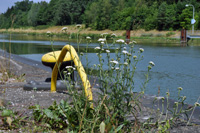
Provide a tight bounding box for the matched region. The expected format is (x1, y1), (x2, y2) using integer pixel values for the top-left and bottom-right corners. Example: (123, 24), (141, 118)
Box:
(51, 45), (93, 101)
(41, 51), (72, 63)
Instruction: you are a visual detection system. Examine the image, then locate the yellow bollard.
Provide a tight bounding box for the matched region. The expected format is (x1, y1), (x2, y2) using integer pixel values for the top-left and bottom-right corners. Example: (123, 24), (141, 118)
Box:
(51, 45), (93, 102)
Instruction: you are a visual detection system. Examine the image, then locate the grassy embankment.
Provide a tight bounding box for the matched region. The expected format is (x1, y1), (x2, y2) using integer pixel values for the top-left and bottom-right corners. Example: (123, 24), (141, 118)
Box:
(0, 25), (186, 45)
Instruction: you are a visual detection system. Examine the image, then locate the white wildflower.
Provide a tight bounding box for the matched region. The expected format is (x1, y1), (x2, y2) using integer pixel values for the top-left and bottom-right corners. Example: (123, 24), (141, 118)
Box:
(101, 33), (108, 37)
(124, 62), (128, 65)
(110, 60), (119, 64)
(61, 27), (68, 31)
(123, 47), (127, 50)
(94, 47), (101, 50)
(139, 48), (144, 53)
(101, 41), (105, 45)
(106, 50), (110, 53)
(133, 55), (137, 59)
(178, 87), (183, 91)
(122, 50), (128, 54)
(195, 102), (200, 106)
(182, 96), (186, 101)
(149, 61), (155, 66)
(86, 36), (91, 40)
(111, 33), (117, 37)
(46, 31), (51, 35)
(116, 39), (125, 43)
(66, 66), (74, 69)
(76, 24), (82, 28)
(115, 67), (119, 70)
(98, 38), (106, 42)
(174, 102), (179, 105)
(155, 96), (165, 100)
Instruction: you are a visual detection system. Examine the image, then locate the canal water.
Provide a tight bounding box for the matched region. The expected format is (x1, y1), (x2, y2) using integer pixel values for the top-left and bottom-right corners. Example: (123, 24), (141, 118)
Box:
(0, 33), (200, 104)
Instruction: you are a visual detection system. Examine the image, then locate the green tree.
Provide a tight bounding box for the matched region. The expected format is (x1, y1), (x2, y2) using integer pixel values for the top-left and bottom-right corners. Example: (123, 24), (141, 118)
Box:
(28, 3), (40, 26)
(157, 2), (176, 30)
(144, 2), (158, 31)
(36, 1), (49, 25)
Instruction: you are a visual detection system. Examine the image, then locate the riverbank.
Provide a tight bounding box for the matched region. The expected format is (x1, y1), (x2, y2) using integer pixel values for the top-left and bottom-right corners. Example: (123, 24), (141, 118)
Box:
(0, 25), (183, 44)
(3, 25), (200, 45)
(0, 25), (180, 37)
(0, 50), (200, 132)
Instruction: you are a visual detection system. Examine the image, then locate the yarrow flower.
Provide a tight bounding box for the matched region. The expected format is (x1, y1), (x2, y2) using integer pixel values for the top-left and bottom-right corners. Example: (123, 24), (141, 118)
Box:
(46, 31), (51, 36)
(195, 102), (200, 106)
(66, 66), (74, 69)
(133, 55), (137, 59)
(94, 47), (101, 50)
(111, 33), (117, 37)
(115, 67), (119, 70)
(182, 96), (186, 101)
(116, 39), (125, 43)
(76, 24), (82, 28)
(149, 61), (155, 66)
(178, 87), (183, 91)
(174, 102), (179, 105)
(86, 36), (91, 40)
(124, 62), (128, 65)
(61, 27), (68, 31)
(106, 50), (110, 53)
(122, 50), (129, 54)
(101, 33), (108, 37)
(155, 96), (165, 100)
(166, 92), (170, 96)
(110, 60), (119, 64)
(98, 38), (106, 42)
(139, 48), (144, 53)
(67, 72), (71, 75)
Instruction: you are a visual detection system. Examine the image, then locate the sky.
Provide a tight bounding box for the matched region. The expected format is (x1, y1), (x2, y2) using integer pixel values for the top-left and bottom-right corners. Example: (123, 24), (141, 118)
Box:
(0, 0), (51, 14)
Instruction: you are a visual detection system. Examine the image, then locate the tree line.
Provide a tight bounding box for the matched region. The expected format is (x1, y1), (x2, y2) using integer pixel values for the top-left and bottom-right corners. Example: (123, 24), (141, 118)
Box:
(0, 0), (200, 31)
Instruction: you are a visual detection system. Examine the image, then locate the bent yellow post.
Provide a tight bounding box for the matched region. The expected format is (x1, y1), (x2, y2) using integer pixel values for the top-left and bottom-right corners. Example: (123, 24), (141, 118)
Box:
(51, 45), (93, 101)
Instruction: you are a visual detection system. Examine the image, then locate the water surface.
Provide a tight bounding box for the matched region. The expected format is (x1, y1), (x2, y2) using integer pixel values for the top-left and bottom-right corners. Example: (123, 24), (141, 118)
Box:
(0, 33), (200, 104)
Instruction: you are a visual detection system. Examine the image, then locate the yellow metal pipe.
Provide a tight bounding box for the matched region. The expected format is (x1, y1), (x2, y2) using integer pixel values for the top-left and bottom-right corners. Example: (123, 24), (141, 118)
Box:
(51, 45), (93, 101)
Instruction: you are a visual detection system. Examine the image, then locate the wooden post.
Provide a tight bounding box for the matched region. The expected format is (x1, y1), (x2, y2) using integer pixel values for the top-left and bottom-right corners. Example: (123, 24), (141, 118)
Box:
(180, 29), (187, 46)
(126, 30), (130, 44)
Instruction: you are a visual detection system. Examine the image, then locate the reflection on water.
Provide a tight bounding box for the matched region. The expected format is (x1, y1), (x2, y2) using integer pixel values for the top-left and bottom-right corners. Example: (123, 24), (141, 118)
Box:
(0, 33), (200, 104)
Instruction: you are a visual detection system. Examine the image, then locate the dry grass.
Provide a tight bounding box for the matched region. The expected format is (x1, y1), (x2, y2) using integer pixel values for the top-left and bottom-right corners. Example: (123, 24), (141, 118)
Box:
(0, 56), (25, 84)
(0, 25), (180, 38)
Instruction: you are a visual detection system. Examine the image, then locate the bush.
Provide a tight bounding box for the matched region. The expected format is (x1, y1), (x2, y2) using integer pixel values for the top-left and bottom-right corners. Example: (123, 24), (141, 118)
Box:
(140, 33), (153, 37)
(34, 25), (50, 30)
(166, 32), (175, 37)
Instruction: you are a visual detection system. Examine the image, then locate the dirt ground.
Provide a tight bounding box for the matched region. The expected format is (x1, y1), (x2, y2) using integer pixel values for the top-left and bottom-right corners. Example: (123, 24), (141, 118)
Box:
(0, 55), (200, 132)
